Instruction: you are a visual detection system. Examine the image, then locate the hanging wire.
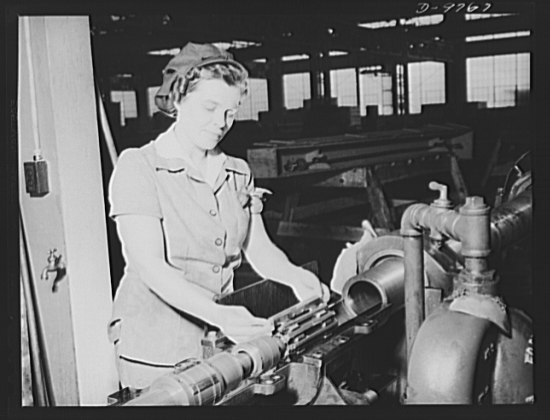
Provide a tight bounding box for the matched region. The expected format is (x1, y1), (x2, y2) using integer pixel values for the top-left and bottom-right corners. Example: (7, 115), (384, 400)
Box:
(23, 16), (43, 160)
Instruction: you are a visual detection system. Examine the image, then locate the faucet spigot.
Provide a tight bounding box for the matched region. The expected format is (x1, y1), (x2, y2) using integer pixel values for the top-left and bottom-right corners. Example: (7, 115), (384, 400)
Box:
(429, 181), (453, 209)
(41, 249), (63, 281)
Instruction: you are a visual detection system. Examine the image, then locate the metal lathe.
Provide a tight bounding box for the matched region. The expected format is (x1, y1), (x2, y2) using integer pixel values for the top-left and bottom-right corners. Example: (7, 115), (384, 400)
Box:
(109, 167), (533, 406)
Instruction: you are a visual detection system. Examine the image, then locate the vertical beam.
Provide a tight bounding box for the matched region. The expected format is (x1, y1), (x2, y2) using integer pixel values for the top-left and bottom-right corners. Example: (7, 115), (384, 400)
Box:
(445, 16), (467, 119)
(355, 66), (362, 113)
(450, 154), (469, 201)
(401, 63), (410, 115)
(365, 168), (395, 230)
(309, 51), (323, 101)
(391, 64), (400, 115)
(134, 75), (151, 130)
(266, 51), (285, 119)
(18, 16), (119, 405)
(322, 51), (332, 104)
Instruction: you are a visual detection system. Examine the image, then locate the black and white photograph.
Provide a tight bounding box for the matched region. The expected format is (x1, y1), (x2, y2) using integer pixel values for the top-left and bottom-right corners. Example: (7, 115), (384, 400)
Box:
(6, 0), (547, 416)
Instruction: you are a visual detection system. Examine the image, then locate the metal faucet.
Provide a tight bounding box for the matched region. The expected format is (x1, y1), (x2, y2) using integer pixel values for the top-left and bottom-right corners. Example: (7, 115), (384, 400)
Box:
(41, 249), (65, 282)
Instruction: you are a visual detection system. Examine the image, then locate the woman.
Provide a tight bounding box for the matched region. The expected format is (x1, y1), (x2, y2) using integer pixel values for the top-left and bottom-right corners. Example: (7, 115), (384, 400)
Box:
(107, 42), (329, 389)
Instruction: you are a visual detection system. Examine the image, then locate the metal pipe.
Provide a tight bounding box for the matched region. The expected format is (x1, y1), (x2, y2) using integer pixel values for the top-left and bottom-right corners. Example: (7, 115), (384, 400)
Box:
(490, 189), (532, 252)
(342, 257), (404, 316)
(403, 235), (425, 360)
(400, 196), (491, 359)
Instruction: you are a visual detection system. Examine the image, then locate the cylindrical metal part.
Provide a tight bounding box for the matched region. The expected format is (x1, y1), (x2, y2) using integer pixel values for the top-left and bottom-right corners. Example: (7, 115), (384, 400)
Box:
(235, 352), (253, 378)
(464, 257), (489, 276)
(458, 196), (491, 259)
(207, 352), (247, 394)
(342, 257), (404, 316)
(232, 336), (284, 378)
(123, 336), (284, 406)
(125, 357), (225, 406)
(403, 235), (425, 360)
(490, 189), (532, 252)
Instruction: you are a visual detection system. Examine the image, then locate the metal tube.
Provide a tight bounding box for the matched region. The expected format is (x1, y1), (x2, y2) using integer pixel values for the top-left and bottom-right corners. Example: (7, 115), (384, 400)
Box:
(490, 189), (532, 252)
(403, 235), (424, 360)
(342, 258), (404, 316)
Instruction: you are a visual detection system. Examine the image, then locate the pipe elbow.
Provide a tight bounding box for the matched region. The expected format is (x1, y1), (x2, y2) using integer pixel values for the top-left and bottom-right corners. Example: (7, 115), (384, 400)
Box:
(400, 204), (428, 237)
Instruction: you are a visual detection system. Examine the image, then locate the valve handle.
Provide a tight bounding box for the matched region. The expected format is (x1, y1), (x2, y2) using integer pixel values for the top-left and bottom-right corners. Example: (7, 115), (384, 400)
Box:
(429, 181), (452, 209)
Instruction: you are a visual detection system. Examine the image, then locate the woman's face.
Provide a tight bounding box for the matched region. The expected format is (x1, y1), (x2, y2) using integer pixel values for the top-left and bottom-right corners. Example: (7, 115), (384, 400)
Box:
(174, 78), (242, 152)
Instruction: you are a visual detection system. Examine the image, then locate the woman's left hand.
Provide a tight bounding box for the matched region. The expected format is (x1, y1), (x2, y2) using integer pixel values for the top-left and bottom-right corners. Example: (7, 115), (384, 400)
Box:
(291, 269), (330, 303)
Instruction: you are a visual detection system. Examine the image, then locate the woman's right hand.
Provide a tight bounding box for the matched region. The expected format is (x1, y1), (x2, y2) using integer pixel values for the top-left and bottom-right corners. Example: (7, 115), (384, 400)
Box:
(212, 304), (274, 344)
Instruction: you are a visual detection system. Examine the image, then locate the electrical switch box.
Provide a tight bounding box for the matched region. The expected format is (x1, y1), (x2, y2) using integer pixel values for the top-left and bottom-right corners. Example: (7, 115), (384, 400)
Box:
(24, 159), (49, 197)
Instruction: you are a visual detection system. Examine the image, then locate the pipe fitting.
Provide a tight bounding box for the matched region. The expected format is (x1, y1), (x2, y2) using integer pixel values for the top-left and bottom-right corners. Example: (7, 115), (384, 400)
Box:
(453, 268), (499, 296)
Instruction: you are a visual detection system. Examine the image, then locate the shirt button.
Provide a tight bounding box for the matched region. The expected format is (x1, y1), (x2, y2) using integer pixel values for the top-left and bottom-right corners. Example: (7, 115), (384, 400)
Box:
(212, 265), (221, 274)
(215, 238), (223, 246)
(209, 209), (217, 216)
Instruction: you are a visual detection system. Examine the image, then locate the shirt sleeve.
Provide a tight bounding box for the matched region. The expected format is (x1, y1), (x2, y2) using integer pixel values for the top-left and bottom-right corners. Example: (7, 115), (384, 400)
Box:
(108, 149), (162, 219)
(246, 171), (272, 215)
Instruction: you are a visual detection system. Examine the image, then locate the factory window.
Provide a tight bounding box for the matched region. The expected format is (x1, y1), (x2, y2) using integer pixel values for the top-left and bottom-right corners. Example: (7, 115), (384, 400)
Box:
(359, 70), (393, 116)
(467, 53), (530, 108)
(465, 31), (530, 42)
(358, 20), (397, 29)
(465, 13), (515, 20)
(399, 14), (444, 26)
(110, 90), (137, 126)
(408, 61), (446, 114)
(282, 54), (310, 62)
(147, 86), (160, 117)
(236, 78), (269, 121)
(330, 68), (358, 107)
(283, 73), (311, 109)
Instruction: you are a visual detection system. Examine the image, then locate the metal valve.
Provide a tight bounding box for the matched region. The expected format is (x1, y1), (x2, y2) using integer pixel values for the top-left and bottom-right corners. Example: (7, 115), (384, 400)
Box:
(429, 181), (453, 209)
(41, 248), (66, 292)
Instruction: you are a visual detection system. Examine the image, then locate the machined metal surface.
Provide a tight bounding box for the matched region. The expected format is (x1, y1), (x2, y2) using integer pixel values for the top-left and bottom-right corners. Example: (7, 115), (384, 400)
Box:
(113, 184), (533, 407)
(490, 189), (532, 252)
(406, 304), (495, 404)
(491, 307), (534, 404)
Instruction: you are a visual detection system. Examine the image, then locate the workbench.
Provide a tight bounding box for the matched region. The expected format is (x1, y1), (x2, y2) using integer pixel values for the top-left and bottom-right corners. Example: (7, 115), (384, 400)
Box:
(247, 123), (473, 240)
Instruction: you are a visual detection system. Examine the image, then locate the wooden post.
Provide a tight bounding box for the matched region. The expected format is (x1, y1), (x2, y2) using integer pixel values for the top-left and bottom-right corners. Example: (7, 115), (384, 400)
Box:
(481, 139), (502, 189)
(18, 16), (119, 405)
(365, 168), (395, 230)
(450, 154), (469, 202)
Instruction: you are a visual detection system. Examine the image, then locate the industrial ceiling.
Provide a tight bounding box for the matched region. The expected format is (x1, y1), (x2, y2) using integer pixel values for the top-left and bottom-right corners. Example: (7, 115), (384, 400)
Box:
(89, 5), (533, 83)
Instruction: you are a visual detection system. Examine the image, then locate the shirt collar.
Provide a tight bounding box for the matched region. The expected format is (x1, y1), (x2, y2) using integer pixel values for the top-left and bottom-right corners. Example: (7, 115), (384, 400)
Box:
(150, 123), (248, 176)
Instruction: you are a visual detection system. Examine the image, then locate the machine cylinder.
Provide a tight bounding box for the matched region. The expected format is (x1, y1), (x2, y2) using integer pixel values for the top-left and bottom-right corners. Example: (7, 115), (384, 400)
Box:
(342, 257), (404, 316)
(490, 189), (531, 252)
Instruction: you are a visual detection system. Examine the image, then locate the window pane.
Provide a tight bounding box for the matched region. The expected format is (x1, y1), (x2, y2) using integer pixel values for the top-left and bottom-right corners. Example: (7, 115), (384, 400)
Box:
(466, 53), (530, 108)
(330, 68), (358, 107)
(360, 71), (393, 116)
(147, 86), (160, 117)
(407, 61), (445, 114)
(283, 73), (311, 109)
(237, 78), (269, 121)
(110, 90), (137, 126)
